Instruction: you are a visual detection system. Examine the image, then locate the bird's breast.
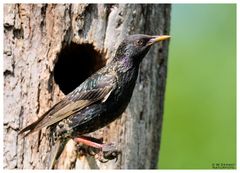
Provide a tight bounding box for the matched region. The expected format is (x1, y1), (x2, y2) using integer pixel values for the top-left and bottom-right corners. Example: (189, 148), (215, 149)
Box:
(59, 68), (139, 137)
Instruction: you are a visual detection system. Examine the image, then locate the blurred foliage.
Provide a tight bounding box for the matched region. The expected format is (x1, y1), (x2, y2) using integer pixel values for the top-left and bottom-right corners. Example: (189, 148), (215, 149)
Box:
(158, 4), (236, 169)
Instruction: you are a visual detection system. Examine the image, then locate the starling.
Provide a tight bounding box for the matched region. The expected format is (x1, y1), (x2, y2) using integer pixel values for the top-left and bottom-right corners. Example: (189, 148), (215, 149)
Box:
(19, 34), (170, 167)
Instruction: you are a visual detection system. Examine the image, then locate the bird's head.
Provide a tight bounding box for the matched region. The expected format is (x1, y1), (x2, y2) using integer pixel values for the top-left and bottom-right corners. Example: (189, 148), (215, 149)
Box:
(114, 34), (170, 65)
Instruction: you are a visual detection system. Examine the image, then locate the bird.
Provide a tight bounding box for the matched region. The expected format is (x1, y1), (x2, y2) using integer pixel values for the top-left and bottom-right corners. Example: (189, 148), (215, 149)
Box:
(19, 34), (170, 168)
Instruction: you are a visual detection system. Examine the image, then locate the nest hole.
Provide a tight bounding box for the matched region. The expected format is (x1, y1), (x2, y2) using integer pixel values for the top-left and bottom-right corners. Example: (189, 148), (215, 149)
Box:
(54, 42), (106, 95)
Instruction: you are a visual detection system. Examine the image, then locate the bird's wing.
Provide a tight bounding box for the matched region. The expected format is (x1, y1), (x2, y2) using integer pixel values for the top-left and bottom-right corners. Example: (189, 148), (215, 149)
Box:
(19, 72), (117, 135)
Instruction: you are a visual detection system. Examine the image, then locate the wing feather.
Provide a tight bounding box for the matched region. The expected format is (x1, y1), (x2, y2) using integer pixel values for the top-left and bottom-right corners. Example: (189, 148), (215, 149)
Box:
(19, 72), (116, 135)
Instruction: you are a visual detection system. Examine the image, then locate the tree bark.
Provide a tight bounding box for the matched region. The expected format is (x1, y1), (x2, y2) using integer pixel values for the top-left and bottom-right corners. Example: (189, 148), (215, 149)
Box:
(3, 4), (171, 169)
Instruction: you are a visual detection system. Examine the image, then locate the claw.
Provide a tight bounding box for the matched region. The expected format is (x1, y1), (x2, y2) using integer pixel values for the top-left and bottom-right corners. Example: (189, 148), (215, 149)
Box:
(87, 146), (100, 156)
(100, 143), (120, 162)
(96, 154), (109, 163)
(74, 136), (121, 162)
(87, 143), (120, 162)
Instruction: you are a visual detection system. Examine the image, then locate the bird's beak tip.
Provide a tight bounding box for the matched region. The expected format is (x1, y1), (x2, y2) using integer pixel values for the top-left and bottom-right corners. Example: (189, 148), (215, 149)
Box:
(147, 35), (171, 46)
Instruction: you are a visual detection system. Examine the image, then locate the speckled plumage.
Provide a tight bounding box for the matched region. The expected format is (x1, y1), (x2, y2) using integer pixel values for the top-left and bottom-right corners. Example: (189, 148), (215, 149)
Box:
(19, 34), (170, 166)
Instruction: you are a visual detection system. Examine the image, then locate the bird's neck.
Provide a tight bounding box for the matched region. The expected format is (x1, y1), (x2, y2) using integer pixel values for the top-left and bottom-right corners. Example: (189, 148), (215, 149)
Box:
(114, 56), (137, 73)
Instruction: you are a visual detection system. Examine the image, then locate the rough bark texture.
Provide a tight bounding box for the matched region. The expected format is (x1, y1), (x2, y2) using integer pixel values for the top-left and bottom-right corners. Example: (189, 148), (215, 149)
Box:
(3, 4), (171, 169)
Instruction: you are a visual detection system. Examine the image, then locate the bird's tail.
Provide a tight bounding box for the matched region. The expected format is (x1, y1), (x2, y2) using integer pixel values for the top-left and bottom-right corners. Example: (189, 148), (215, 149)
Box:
(18, 120), (39, 137)
(49, 138), (69, 169)
(19, 124), (69, 169)
(18, 111), (49, 137)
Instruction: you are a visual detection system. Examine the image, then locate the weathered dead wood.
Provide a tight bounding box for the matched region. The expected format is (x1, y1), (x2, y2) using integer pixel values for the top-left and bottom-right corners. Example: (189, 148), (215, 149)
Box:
(3, 4), (171, 169)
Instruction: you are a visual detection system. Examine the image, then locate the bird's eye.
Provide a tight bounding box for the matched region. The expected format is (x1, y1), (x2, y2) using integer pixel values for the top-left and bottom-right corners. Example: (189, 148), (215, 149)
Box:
(136, 39), (144, 46)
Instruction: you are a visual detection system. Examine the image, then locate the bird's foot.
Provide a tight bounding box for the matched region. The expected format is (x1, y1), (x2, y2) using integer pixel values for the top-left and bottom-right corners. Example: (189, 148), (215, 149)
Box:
(74, 137), (120, 162)
(94, 143), (121, 163)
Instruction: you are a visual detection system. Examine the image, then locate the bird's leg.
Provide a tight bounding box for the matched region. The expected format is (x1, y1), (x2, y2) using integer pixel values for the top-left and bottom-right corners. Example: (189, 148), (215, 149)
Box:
(74, 136), (103, 149)
(74, 136), (121, 162)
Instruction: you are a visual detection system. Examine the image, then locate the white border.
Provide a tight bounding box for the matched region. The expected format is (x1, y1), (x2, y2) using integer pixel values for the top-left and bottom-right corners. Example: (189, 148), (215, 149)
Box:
(0, 0), (3, 171)
(2, 0), (239, 4)
(0, 0), (238, 172)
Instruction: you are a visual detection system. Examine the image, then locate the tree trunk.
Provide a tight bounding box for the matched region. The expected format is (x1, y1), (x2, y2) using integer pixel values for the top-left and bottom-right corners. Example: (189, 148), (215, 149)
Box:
(3, 4), (171, 169)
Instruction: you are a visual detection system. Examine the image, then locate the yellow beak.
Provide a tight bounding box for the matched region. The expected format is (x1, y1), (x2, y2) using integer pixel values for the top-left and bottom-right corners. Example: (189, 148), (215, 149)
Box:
(147, 35), (171, 46)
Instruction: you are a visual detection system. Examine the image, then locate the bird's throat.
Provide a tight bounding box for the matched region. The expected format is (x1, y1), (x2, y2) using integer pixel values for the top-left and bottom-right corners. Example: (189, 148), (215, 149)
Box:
(117, 57), (136, 73)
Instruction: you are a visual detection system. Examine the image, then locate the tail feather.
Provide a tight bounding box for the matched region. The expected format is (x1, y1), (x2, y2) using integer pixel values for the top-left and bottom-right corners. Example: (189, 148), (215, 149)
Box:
(18, 119), (43, 137)
(49, 139), (69, 169)
(18, 121), (37, 135)
(18, 110), (50, 136)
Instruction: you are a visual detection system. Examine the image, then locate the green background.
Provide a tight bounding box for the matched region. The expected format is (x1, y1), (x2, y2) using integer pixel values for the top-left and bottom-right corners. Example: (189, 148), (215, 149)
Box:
(158, 4), (236, 169)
